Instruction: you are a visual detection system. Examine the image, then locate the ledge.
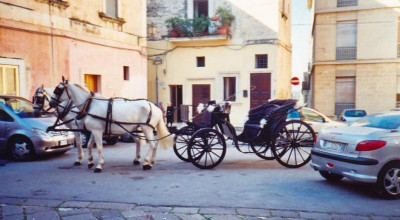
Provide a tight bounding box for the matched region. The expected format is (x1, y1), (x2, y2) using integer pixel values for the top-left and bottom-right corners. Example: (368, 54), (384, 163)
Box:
(98, 12), (126, 25)
(36, 0), (69, 9)
(167, 35), (228, 43)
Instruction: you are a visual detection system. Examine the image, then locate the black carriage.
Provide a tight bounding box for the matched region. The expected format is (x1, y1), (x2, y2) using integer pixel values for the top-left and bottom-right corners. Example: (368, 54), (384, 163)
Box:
(172, 99), (316, 169)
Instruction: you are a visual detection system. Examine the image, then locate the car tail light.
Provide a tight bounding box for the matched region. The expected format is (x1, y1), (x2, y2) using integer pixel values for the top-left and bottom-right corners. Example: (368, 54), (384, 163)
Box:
(313, 135), (317, 143)
(356, 140), (386, 151)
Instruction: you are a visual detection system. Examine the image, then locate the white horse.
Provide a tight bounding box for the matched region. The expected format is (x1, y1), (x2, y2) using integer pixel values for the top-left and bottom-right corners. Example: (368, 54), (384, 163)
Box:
(33, 86), (145, 168)
(49, 78), (173, 172)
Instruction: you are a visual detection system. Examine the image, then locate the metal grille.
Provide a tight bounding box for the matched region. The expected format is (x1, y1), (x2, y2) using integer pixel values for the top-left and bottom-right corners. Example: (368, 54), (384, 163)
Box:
(336, 47), (356, 60)
(256, 55), (268, 68)
(337, 0), (357, 7)
(335, 103), (355, 116)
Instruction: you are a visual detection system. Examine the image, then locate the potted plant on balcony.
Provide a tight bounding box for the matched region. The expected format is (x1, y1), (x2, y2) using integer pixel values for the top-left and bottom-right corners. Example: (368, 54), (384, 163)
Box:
(166, 17), (182, 37)
(215, 7), (234, 35)
(193, 16), (211, 37)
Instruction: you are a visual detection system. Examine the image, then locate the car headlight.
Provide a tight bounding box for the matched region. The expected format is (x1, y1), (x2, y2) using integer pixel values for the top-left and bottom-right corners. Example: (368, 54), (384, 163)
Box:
(32, 128), (52, 141)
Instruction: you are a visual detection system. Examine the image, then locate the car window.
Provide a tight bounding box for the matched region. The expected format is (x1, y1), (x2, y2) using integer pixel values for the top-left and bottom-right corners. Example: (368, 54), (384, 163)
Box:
(287, 109), (301, 119)
(301, 109), (325, 122)
(1, 98), (35, 118)
(344, 110), (366, 117)
(352, 114), (400, 129)
(0, 109), (13, 122)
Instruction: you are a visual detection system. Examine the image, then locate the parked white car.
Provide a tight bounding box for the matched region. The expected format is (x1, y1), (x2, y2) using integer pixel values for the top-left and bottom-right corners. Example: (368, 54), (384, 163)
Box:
(287, 107), (345, 133)
(337, 109), (367, 125)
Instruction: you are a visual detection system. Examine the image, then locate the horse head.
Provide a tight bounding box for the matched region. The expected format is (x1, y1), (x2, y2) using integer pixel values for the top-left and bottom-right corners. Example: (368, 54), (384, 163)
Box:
(49, 77), (69, 108)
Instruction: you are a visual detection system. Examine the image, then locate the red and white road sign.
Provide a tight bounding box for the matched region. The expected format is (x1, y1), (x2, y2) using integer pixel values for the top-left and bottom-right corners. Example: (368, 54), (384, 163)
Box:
(291, 77), (300, 86)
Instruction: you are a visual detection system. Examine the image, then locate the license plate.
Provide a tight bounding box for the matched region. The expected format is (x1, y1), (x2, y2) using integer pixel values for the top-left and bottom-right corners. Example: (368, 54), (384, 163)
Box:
(59, 140), (68, 146)
(322, 141), (345, 152)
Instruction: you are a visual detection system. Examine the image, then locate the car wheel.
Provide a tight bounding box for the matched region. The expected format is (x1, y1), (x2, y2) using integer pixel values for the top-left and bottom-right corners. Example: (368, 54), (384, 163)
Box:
(120, 133), (134, 143)
(104, 136), (118, 145)
(377, 162), (400, 199)
(319, 171), (343, 181)
(9, 137), (34, 161)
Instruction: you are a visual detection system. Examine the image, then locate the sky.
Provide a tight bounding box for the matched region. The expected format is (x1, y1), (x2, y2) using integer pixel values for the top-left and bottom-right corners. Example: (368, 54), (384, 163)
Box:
(291, 0), (313, 94)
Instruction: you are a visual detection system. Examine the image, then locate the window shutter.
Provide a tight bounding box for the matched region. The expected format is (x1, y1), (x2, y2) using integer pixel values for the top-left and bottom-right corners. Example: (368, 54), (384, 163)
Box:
(336, 21), (357, 47)
(106, 0), (118, 18)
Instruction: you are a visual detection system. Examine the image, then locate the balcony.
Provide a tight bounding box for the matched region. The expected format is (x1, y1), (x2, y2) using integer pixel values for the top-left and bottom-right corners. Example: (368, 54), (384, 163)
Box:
(336, 47), (356, 60)
(337, 0), (358, 7)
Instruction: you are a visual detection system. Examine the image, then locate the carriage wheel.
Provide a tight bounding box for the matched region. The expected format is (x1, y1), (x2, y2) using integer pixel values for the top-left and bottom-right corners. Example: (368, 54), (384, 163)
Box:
(173, 126), (195, 162)
(271, 120), (315, 168)
(188, 128), (226, 169)
(251, 143), (275, 160)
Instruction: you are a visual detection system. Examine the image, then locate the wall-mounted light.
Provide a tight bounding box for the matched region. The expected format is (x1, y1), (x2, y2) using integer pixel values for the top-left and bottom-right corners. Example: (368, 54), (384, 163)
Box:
(148, 22), (157, 40)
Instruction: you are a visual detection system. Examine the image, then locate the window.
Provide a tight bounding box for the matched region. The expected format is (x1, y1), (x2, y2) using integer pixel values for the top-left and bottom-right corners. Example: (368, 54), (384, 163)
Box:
(301, 109), (325, 122)
(337, 0), (357, 7)
(84, 74), (101, 93)
(123, 66), (129, 81)
(0, 65), (19, 96)
(256, 55), (268, 68)
(223, 77), (236, 101)
(194, 0), (208, 17)
(0, 109), (13, 122)
(197, 57), (205, 67)
(105, 0), (118, 18)
(336, 21), (357, 60)
(335, 76), (355, 115)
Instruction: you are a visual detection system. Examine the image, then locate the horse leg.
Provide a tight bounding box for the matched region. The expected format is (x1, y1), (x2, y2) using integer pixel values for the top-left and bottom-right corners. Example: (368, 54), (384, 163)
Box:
(92, 131), (105, 173)
(133, 137), (141, 165)
(74, 131), (84, 166)
(87, 134), (95, 169)
(142, 128), (156, 170)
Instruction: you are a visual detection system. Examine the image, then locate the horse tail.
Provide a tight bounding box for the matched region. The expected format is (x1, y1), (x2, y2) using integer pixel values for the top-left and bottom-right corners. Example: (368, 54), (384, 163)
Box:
(156, 118), (174, 150)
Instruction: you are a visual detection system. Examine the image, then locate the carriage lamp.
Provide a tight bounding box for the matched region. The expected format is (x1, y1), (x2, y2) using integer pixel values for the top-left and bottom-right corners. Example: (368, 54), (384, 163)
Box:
(154, 56), (163, 105)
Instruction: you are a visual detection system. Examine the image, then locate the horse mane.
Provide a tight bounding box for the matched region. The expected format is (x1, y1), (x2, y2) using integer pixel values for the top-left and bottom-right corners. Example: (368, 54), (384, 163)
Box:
(73, 82), (90, 93)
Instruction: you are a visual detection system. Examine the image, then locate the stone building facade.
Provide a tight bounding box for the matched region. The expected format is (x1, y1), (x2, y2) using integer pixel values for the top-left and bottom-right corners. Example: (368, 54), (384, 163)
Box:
(310, 0), (400, 117)
(147, 0), (292, 126)
(0, 0), (147, 99)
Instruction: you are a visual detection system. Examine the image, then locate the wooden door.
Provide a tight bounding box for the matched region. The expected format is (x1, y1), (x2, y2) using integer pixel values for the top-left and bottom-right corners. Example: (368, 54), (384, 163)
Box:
(0, 65), (19, 96)
(250, 73), (271, 109)
(192, 84), (210, 123)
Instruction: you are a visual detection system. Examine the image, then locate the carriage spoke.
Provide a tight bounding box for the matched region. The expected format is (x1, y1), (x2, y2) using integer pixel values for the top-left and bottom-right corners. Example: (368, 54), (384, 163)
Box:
(298, 147), (311, 155)
(209, 152), (215, 164)
(286, 147), (294, 164)
(296, 147), (306, 162)
(295, 124), (303, 140)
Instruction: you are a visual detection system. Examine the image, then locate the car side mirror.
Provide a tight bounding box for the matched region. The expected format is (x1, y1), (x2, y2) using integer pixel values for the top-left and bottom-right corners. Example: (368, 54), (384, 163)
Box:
(340, 117), (346, 122)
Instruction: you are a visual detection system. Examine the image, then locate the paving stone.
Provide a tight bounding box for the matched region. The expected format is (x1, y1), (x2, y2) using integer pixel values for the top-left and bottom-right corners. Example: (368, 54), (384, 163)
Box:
(299, 212), (331, 220)
(60, 201), (92, 208)
(92, 209), (123, 219)
(2, 206), (23, 216)
(3, 215), (24, 220)
(331, 214), (370, 220)
(199, 207), (236, 215)
(23, 199), (63, 207)
(134, 206), (172, 213)
(270, 210), (300, 218)
(205, 214), (242, 220)
(26, 210), (60, 220)
(149, 212), (181, 220)
(172, 207), (199, 214)
(263, 217), (285, 220)
(0, 198), (24, 206)
(103, 217), (125, 220)
(89, 202), (135, 210)
(58, 208), (91, 217)
(237, 208), (271, 217)
(121, 210), (148, 218)
(372, 216), (400, 220)
(62, 213), (97, 220)
(24, 206), (54, 214)
(126, 216), (151, 220)
(174, 213), (206, 220)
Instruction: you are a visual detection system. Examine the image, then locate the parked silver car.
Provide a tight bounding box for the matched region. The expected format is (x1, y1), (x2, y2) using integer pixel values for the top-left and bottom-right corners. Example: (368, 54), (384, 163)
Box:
(337, 109), (367, 125)
(0, 96), (75, 161)
(311, 111), (400, 199)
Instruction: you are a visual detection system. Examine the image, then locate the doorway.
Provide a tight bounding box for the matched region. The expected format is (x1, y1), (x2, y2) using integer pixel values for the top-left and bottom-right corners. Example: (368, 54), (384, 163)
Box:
(192, 84), (210, 123)
(170, 85), (183, 122)
(250, 73), (271, 109)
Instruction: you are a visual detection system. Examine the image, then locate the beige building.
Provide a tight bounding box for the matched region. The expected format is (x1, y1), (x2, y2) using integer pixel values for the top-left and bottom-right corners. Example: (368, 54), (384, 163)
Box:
(310, 0), (400, 117)
(0, 0), (147, 99)
(147, 0), (292, 126)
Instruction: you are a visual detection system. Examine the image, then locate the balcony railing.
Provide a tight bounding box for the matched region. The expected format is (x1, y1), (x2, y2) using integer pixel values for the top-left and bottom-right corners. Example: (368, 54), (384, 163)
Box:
(398, 43), (400, 58)
(336, 47), (356, 60)
(335, 102), (355, 116)
(337, 0), (358, 7)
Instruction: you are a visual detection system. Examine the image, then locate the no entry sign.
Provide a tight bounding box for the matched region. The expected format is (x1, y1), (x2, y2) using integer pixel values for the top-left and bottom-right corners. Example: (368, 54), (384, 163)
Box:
(291, 77), (300, 86)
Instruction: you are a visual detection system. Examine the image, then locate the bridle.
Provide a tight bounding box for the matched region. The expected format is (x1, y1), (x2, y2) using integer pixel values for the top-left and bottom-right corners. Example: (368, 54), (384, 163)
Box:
(33, 87), (53, 114)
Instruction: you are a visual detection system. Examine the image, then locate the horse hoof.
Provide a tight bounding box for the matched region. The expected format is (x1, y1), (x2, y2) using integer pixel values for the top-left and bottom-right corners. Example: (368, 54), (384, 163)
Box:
(88, 163), (94, 169)
(143, 165), (152, 170)
(133, 160), (140, 165)
(74, 161), (81, 166)
(94, 168), (102, 173)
